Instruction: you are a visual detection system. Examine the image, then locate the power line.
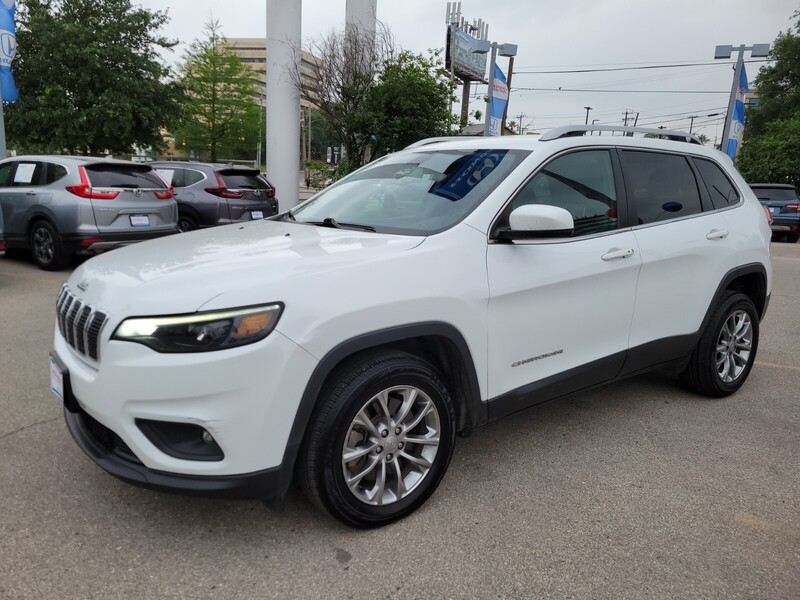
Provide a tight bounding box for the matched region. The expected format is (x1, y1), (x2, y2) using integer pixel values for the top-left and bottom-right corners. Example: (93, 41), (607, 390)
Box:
(513, 59), (768, 75)
(512, 87), (729, 94)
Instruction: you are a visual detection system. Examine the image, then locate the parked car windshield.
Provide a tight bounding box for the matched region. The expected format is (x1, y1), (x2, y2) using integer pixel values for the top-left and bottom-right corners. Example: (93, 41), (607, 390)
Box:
(290, 148), (530, 234)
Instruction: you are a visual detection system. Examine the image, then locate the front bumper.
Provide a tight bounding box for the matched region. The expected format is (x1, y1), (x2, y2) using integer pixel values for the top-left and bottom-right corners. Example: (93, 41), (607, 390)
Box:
(63, 402), (289, 499)
(53, 320), (318, 497)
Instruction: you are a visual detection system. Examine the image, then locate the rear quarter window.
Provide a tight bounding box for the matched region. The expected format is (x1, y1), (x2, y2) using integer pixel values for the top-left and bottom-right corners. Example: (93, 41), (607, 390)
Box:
(694, 158), (740, 209)
(85, 164), (167, 189)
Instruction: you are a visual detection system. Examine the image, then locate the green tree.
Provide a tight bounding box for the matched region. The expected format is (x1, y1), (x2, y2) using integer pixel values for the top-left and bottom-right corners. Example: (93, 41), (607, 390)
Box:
(737, 16), (800, 186)
(366, 51), (456, 156)
(173, 20), (260, 162)
(6, 0), (182, 155)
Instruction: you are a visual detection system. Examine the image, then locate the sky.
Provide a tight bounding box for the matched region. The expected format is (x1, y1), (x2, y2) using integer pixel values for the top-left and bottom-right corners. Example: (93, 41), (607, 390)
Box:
(138, 0), (800, 143)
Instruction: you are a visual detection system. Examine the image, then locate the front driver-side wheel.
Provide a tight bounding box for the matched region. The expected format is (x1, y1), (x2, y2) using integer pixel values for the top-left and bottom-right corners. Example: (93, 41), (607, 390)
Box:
(680, 292), (759, 398)
(298, 351), (456, 528)
(30, 220), (70, 271)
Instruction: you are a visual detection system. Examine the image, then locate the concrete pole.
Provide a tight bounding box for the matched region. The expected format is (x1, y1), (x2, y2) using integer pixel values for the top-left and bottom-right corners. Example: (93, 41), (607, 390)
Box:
(346, 0), (377, 40)
(266, 0), (301, 211)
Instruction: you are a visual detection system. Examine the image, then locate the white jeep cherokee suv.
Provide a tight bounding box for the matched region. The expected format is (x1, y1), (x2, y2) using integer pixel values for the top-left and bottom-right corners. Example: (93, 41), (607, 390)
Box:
(50, 126), (772, 527)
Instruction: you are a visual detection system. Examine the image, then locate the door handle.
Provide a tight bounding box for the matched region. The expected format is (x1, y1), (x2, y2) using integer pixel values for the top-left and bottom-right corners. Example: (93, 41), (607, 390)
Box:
(25, 191), (37, 196)
(706, 228), (729, 240)
(601, 248), (635, 261)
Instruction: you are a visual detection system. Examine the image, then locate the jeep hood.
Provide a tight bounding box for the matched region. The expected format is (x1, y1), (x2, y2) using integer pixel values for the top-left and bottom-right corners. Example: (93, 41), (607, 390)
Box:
(66, 220), (425, 316)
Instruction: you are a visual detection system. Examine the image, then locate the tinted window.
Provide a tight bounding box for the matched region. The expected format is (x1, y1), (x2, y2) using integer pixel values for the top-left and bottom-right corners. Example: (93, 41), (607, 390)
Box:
(622, 151), (702, 224)
(510, 150), (618, 236)
(12, 162), (44, 187)
(84, 164), (167, 189)
(183, 169), (205, 187)
(0, 162), (14, 187)
(219, 170), (269, 190)
(45, 163), (68, 185)
(155, 168), (183, 188)
(749, 186), (798, 202)
(695, 158), (739, 209)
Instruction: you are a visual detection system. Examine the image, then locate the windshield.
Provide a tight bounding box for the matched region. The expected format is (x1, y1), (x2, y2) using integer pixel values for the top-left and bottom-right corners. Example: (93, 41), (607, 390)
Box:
(290, 149), (530, 234)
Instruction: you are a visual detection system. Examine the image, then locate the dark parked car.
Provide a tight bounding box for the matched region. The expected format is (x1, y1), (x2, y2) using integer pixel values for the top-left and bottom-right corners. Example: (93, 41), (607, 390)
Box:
(0, 156), (177, 270)
(749, 183), (800, 243)
(150, 162), (279, 232)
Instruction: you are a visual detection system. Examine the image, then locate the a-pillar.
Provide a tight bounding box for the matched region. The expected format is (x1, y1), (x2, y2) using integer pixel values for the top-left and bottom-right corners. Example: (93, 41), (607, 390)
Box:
(266, 0), (301, 211)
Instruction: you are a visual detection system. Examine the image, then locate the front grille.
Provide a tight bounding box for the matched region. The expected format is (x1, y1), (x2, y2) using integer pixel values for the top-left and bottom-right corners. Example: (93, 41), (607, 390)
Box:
(56, 285), (108, 361)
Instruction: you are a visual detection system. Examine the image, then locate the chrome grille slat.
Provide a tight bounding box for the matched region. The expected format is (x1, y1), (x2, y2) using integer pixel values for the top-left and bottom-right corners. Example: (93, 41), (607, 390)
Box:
(55, 286), (108, 362)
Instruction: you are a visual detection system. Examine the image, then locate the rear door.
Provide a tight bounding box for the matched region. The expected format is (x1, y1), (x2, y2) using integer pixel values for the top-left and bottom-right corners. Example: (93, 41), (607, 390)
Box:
(217, 169), (277, 221)
(84, 163), (176, 234)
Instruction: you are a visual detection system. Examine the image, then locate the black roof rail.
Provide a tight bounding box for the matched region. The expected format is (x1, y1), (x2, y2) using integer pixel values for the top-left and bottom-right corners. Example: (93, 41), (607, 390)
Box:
(540, 125), (702, 145)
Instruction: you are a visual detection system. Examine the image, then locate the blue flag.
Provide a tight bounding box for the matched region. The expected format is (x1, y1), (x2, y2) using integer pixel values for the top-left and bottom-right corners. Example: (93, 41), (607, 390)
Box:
(725, 65), (747, 159)
(488, 65), (508, 137)
(0, 0), (17, 103)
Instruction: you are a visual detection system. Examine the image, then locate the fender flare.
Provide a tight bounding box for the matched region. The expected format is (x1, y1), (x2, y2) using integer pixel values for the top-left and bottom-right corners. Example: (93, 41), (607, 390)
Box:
(276, 322), (484, 489)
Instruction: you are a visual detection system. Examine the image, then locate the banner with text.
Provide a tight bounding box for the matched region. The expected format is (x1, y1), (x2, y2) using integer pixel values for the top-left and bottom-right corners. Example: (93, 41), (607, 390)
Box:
(725, 65), (748, 159)
(488, 65), (508, 137)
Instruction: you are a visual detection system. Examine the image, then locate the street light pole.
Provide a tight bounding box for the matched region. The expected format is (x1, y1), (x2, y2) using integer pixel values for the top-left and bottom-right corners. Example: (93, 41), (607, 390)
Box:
(483, 43), (498, 137)
(584, 106), (592, 125)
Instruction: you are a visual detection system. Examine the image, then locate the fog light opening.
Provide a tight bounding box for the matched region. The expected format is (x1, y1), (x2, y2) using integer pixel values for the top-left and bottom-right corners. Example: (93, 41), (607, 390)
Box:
(202, 430), (214, 444)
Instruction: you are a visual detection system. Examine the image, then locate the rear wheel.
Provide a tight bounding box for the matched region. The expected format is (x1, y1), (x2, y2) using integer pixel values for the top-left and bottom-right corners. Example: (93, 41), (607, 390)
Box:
(680, 292), (759, 397)
(178, 214), (198, 233)
(299, 351), (456, 528)
(786, 232), (799, 243)
(30, 220), (70, 271)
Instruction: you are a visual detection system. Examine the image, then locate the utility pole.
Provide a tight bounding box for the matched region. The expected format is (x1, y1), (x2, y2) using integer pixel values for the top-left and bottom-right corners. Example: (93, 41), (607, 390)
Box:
(623, 110), (631, 127)
(514, 112), (527, 135)
(501, 55), (515, 135)
(583, 106), (592, 125)
(688, 115), (698, 133)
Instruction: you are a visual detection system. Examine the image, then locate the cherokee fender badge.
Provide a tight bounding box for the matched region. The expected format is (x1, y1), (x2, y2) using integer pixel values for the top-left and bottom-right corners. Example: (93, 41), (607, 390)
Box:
(511, 349), (563, 368)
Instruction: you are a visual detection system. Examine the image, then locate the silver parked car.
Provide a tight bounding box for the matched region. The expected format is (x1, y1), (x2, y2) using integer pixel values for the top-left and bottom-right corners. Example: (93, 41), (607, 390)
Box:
(0, 156), (178, 270)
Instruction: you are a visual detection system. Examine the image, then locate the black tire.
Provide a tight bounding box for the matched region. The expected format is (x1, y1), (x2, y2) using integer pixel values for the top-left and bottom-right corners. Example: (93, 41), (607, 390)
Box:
(178, 213), (198, 233)
(30, 220), (70, 271)
(786, 232), (799, 243)
(298, 351), (456, 528)
(680, 292), (759, 398)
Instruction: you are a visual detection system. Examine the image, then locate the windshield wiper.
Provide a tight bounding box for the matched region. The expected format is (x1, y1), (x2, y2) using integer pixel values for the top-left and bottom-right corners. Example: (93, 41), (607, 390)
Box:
(307, 217), (375, 232)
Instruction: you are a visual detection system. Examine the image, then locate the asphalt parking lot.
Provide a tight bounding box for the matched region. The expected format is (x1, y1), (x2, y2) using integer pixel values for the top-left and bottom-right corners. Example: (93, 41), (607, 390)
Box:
(1, 244), (798, 600)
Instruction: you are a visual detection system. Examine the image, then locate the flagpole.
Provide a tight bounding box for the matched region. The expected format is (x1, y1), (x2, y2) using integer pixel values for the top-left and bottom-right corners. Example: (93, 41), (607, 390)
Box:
(0, 81), (6, 159)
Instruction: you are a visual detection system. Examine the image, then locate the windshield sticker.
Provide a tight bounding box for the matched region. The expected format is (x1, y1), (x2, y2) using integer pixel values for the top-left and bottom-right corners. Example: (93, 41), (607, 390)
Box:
(431, 150), (509, 201)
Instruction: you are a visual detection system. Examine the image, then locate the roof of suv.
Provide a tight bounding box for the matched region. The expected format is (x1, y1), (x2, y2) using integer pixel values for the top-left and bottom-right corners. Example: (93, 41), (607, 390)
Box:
(150, 161), (258, 171)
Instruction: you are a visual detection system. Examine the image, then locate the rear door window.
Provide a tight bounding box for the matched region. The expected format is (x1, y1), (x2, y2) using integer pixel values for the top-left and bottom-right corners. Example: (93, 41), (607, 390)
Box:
(621, 151), (702, 225)
(12, 162), (45, 187)
(219, 170), (270, 190)
(694, 158), (740, 209)
(155, 168), (184, 188)
(84, 164), (167, 189)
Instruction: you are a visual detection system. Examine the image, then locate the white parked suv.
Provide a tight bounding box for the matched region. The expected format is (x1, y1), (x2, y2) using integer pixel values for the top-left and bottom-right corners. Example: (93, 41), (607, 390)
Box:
(50, 126), (772, 527)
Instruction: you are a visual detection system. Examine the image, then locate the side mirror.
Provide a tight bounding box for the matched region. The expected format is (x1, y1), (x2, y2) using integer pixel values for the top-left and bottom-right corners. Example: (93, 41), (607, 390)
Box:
(495, 204), (574, 240)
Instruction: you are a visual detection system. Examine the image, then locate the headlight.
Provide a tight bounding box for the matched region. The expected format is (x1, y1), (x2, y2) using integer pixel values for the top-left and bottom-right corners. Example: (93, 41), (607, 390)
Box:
(112, 304), (283, 353)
